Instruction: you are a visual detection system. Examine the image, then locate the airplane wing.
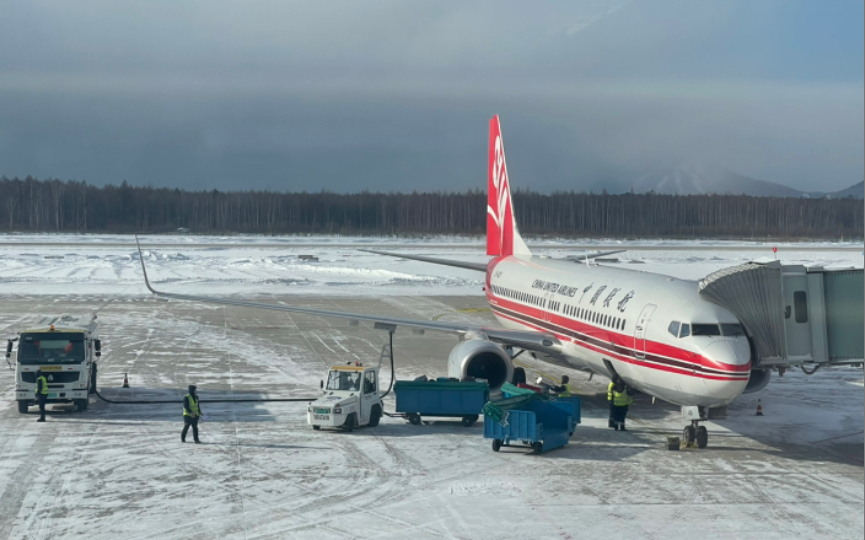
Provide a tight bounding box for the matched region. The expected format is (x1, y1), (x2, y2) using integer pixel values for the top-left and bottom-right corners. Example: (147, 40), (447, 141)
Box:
(566, 249), (627, 262)
(135, 238), (561, 355)
(358, 249), (487, 272)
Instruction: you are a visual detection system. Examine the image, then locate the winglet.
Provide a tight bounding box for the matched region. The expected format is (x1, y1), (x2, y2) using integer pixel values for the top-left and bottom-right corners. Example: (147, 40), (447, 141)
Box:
(135, 235), (157, 294)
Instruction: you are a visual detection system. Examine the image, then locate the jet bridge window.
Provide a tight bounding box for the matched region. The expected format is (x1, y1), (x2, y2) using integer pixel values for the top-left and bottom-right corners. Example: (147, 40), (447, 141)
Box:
(691, 324), (721, 336)
(794, 291), (808, 323)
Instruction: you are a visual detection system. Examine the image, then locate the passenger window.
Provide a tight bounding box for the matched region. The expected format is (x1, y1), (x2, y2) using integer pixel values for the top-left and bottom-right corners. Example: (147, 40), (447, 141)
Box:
(679, 323), (690, 338)
(794, 291), (808, 323)
(668, 321), (680, 337)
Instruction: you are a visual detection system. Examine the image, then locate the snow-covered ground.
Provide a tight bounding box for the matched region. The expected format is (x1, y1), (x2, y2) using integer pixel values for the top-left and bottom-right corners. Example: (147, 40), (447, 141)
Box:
(0, 234), (861, 296)
(0, 234), (862, 539)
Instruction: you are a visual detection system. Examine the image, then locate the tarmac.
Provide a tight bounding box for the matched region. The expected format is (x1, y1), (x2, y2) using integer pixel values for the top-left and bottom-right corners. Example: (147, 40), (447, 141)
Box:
(0, 295), (862, 540)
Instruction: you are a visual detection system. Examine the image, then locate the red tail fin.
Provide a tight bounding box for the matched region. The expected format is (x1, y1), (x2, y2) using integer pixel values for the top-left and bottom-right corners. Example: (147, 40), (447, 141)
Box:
(487, 115), (530, 257)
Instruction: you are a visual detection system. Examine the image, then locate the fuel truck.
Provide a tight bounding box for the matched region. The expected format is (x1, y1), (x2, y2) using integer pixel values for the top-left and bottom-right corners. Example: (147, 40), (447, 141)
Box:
(6, 314), (101, 413)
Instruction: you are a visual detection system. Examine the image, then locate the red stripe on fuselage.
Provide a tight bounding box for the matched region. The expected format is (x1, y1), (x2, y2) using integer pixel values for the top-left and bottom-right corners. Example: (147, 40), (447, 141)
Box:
(486, 290), (749, 380)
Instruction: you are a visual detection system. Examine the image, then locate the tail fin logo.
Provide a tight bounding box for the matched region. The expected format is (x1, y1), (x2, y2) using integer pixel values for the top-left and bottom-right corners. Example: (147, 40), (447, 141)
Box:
(487, 115), (529, 257)
(488, 134), (511, 254)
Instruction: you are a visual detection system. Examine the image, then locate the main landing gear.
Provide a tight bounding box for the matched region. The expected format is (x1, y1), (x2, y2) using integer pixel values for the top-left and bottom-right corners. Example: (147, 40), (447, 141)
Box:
(681, 406), (709, 449)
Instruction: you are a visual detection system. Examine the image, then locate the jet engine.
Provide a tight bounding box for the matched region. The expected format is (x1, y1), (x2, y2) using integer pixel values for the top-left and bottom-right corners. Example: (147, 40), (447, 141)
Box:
(743, 369), (771, 394)
(448, 339), (514, 391)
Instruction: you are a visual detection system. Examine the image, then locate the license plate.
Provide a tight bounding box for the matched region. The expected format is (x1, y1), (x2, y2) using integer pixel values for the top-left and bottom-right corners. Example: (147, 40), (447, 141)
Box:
(48, 393), (57, 398)
(41, 366), (62, 371)
(313, 414), (329, 421)
(315, 408), (329, 414)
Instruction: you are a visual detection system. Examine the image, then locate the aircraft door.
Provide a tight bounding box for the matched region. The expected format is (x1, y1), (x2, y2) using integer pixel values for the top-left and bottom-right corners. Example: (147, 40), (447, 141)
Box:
(634, 304), (657, 359)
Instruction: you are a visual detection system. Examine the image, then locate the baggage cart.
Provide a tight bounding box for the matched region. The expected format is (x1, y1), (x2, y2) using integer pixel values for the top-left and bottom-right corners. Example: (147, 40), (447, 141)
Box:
(393, 380), (489, 426)
(483, 397), (577, 454)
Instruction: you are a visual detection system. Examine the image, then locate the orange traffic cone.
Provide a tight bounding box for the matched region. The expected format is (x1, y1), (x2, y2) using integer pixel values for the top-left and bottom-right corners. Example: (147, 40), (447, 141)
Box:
(755, 399), (763, 416)
(122, 373), (130, 388)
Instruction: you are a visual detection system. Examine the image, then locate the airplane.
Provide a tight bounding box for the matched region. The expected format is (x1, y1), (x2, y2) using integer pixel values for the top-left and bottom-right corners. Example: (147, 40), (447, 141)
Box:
(136, 115), (760, 449)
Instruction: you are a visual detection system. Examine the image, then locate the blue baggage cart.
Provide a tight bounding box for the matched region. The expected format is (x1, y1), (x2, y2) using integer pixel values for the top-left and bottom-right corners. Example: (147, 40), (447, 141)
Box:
(483, 396), (578, 454)
(393, 380), (489, 426)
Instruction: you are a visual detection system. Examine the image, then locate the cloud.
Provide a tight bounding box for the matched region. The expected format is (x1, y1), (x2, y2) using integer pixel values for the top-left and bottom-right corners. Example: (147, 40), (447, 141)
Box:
(0, 0), (861, 193)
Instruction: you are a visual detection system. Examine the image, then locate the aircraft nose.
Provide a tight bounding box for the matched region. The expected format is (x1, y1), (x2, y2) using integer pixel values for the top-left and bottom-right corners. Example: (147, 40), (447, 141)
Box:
(703, 340), (751, 368)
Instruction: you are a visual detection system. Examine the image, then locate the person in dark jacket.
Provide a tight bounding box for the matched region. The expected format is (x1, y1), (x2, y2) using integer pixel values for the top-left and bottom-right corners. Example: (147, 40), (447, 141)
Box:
(611, 381), (635, 431)
(34, 369), (49, 422)
(547, 375), (572, 397)
(182, 384), (203, 443)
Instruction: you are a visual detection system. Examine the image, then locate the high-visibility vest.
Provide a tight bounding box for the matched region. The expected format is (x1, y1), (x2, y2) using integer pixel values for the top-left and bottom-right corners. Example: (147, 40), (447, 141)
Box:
(558, 384), (572, 398)
(35, 376), (48, 396)
(183, 394), (199, 417)
(607, 382), (615, 401)
(613, 389), (633, 407)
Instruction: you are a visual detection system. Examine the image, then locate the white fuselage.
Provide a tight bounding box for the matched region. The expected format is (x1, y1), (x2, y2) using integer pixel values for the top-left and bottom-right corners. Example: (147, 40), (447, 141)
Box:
(485, 256), (752, 407)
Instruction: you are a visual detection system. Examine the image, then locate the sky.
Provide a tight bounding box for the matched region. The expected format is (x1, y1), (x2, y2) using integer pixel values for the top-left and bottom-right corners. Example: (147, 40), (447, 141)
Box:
(0, 0), (862, 194)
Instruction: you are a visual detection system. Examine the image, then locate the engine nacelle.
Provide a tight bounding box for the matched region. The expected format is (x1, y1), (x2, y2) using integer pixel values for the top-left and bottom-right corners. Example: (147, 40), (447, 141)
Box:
(743, 369), (771, 394)
(448, 339), (513, 391)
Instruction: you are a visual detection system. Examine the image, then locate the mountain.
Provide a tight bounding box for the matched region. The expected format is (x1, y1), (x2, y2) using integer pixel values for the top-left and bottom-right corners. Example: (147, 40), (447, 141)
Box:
(628, 162), (806, 197)
(826, 181), (864, 199)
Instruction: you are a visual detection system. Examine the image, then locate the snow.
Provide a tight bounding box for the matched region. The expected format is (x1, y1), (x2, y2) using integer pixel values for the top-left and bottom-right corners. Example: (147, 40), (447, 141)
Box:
(0, 234), (861, 296)
(0, 235), (861, 539)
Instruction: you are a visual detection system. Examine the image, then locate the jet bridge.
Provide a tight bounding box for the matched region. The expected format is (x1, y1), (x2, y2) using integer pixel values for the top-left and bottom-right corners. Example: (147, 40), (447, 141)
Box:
(699, 261), (863, 370)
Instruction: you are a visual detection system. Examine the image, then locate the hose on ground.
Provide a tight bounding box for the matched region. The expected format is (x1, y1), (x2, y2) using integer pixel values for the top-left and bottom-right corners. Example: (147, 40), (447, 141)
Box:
(94, 389), (317, 405)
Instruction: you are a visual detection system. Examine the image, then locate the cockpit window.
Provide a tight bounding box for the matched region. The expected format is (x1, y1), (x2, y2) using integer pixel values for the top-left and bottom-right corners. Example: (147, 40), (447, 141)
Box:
(679, 323), (690, 338)
(691, 324), (721, 336)
(668, 321), (680, 337)
(721, 323), (745, 336)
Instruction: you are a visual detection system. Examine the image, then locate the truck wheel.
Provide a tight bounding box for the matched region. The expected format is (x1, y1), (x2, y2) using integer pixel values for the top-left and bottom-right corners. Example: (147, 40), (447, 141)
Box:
(344, 414), (356, 433)
(75, 399), (87, 412)
(532, 442), (544, 454)
(408, 413), (421, 425)
(461, 415), (478, 427)
(17, 401), (28, 414)
(368, 406), (382, 427)
(312, 425), (321, 431)
(491, 439), (502, 452)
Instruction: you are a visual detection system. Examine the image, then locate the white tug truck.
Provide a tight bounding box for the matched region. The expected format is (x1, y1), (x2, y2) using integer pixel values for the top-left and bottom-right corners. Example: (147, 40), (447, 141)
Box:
(6, 314), (101, 413)
(308, 362), (383, 431)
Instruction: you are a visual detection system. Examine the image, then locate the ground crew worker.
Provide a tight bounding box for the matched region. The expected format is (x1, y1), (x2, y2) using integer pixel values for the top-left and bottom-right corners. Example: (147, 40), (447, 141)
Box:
(182, 384), (202, 443)
(607, 378), (616, 428)
(548, 375), (572, 398)
(34, 369), (48, 422)
(612, 382), (634, 431)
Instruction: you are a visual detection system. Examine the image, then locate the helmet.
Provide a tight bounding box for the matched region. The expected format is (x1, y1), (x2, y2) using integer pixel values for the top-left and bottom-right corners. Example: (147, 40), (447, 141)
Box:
(536, 376), (544, 385)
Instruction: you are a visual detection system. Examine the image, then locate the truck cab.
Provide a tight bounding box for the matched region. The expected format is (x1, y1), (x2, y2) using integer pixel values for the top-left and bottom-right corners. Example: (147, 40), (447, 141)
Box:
(7, 314), (101, 413)
(307, 363), (383, 431)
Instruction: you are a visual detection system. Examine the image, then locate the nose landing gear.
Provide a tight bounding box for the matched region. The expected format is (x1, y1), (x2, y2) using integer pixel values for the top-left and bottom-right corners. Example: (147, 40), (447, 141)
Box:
(682, 422), (708, 448)
(681, 406), (709, 449)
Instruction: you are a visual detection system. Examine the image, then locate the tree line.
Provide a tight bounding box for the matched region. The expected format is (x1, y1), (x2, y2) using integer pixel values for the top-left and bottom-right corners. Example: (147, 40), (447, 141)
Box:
(0, 176), (861, 239)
